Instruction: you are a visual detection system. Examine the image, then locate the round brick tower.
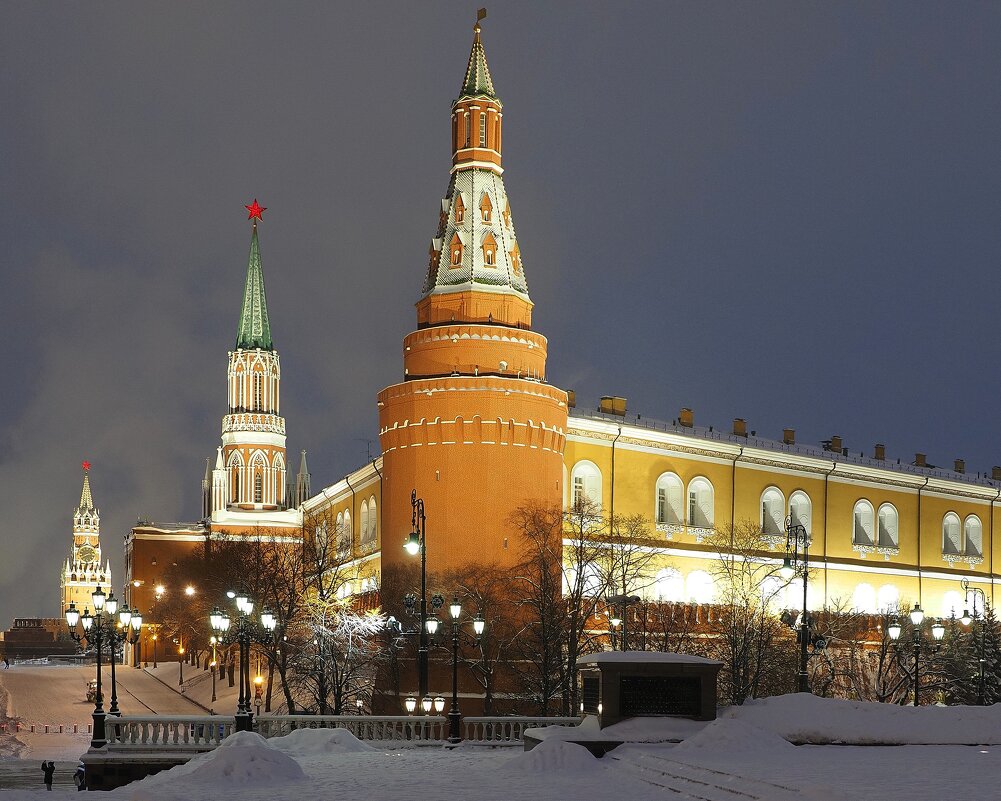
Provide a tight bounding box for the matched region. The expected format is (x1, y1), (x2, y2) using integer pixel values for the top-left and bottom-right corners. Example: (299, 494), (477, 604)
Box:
(378, 19), (568, 575)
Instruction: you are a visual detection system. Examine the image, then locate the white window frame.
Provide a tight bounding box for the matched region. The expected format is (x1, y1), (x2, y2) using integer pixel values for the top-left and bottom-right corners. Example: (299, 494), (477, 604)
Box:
(964, 515), (983, 558)
(942, 512), (962, 555)
(687, 478), (714, 528)
(853, 499), (874, 546)
(760, 487), (785, 536)
(654, 472), (684, 525)
(570, 461), (602, 510)
(877, 503), (899, 548)
(789, 490), (812, 536)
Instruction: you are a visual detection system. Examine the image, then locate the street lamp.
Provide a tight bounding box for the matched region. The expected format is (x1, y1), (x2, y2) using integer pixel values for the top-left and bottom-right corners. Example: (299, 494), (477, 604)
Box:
(124, 608), (142, 668)
(404, 696), (417, 715)
(888, 609), (945, 706)
(781, 517), (812, 693)
(211, 593), (276, 731)
(605, 594), (640, 651)
(960, 578), (988, 706)
(403, 489), (431, 698)
(65, 585), (131, 748)
(445, 595), (486, 744)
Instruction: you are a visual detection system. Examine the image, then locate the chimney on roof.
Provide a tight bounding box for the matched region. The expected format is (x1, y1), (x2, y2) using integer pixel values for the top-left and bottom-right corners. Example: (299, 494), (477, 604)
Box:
(783, 428), (795, 445)
(993, 466), (1001, 481)
(599, 396), (627, 416)
(566, 390), (576, 409)
(733, 418), (747, 437)
(914, 453), (927, 468)
(955, 459), (966, 474)
(679, 407), (694, 428)
(874, 444), (886, 461)
(830, 435), (842, 453)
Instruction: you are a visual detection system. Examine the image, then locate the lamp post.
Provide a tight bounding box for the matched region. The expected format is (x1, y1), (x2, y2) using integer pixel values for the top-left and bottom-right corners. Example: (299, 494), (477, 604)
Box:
(960, 579), (988, 706)
(445, 595), (485, 744)
(123, 608), (142, 669)
(605, 594), (640, 652)
(404, 489), (431, 698)
(209, 636), (219, 704)
(65, 586), (134, 747)
(780, 518), (811, 693)
(888, 603), (945, 706)
(211, 595), (276, 731)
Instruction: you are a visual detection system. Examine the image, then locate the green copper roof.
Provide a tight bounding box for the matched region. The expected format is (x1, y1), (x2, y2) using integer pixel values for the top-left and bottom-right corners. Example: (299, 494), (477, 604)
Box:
(235, 222), (273, 351)
(459, 27), (497, 100)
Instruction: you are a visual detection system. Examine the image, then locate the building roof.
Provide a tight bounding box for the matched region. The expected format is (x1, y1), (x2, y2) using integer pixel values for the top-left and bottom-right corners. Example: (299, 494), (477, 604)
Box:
(235, 221), (273, 351)
(77, 469), (95, 513)
(458, 24), (497, 101)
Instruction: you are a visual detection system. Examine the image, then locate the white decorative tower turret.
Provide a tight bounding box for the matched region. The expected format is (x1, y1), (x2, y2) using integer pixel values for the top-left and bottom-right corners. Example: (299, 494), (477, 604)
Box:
(60, 461), (111, 615)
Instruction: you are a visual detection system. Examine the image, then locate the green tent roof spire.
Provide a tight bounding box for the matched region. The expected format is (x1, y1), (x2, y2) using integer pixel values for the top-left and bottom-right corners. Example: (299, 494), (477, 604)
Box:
(459, 12), (497, 101)
(235, 220), (274, 351)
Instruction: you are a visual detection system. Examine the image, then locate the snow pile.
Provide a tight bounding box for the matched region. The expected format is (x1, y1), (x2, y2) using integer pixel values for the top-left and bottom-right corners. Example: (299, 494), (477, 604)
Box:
(501, 740), (604, 775)
(725, 694), (1001, 745)
(672, 718), (796, 760)
(270, 726), (377, 755)
(136, 730), (306, 790)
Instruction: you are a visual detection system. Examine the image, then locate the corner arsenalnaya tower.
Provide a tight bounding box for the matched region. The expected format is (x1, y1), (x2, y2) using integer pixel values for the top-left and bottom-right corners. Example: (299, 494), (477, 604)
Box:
(377, 18), (569, 573)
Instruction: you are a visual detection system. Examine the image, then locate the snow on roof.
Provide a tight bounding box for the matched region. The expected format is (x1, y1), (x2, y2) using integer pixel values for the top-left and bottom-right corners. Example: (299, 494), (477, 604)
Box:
(576, 651), (722, 666)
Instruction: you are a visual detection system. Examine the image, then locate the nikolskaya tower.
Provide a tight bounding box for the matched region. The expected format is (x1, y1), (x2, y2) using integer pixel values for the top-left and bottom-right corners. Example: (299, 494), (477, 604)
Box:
(378, 15), (568, 574)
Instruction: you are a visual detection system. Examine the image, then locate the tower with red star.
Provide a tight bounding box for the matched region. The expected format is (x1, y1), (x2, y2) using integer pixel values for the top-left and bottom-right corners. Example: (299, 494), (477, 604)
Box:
(60, 461), (111, 616)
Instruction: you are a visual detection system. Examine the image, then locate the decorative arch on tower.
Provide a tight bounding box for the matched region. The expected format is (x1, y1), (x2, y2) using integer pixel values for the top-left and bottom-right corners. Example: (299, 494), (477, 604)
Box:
(227, 451), (245, 504)
(249, 450), (268, 504)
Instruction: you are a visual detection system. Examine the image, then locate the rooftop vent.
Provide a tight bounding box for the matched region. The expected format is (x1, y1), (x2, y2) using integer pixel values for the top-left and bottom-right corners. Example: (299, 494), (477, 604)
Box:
(914, 453), (927, 468)
(733, 418), (747, 437)
(993, 466), (1001, 481)
(783, 428), (795, 445)
(874, 444), (886, 461)
(679, 407), (694, 428)
(566, 390), (576, 409)
(955, 459), (966, 474)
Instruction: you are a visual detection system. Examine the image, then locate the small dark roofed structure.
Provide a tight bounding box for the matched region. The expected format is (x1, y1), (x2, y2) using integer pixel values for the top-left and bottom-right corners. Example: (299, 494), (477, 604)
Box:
(577, 651), (723, 728)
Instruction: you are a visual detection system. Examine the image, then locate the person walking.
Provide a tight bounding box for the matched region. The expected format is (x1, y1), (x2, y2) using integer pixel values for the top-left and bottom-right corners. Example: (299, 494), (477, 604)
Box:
(41, 761), (55, 790)
(3, 656), (10, 668)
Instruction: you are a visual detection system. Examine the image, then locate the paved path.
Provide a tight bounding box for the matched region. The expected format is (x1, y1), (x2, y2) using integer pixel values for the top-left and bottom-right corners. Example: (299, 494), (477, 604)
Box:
(0, 663), (203, 761)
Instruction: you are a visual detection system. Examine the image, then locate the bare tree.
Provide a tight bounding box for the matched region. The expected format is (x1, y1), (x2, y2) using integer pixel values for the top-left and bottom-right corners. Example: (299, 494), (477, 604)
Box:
(704, 520), (796, 704)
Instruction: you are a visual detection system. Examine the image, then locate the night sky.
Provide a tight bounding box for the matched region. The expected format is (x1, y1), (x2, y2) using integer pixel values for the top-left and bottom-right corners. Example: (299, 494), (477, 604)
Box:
(3, 3), (1001, 616)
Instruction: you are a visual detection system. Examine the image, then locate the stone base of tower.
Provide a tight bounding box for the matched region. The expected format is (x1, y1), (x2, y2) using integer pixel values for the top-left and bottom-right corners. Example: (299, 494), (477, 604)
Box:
(378, 375), (566, 574)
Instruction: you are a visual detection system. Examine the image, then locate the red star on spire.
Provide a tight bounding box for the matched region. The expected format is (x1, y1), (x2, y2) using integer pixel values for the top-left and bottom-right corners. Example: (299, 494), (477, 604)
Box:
(82, 460), (91, 472)
(245, 199), (267, 221)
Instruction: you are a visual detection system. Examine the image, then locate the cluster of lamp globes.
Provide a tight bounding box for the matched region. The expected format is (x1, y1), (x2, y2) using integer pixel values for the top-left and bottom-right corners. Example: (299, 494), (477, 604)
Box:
(404, 694), (446, 715)
(209, 592), (277, 633)
(887, 603), (946, 642)
(64, 586), (143, 634)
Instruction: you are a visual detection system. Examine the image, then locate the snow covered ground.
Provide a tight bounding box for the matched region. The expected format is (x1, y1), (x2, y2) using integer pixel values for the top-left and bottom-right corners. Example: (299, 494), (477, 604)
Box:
(3, 685), (1001, 799)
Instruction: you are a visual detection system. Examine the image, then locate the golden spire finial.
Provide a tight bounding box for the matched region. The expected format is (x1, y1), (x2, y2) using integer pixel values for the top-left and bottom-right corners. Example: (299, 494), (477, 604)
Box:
(474, 7), (486, 39)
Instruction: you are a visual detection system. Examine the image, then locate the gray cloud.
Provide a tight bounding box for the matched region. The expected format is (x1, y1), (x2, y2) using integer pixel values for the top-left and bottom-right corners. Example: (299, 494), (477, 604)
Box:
(3, 2), (1001, 615)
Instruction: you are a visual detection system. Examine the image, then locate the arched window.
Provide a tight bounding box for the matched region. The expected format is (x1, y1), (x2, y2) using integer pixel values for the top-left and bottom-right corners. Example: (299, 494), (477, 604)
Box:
(335, 512), (344, 547)
(877, 584), (899, 612)
(760, 487), (785, 536)
(367, 495), (378, 542)
(655, 473), (683, 525)
(653, 568), (684, 602)
(853, 500), (874, 546)
(254, 373), (262, 411)
(482, 232), (497, 267)
(943, 512), (961, 555)
(686, 571), (714, 604)
(852, 583), (877, 613)
(688, 478), (714, 528)
(479, 113), (487, 147)
(965, 515), (983, 558)
(343, 510), (352, 542)
(454, 195), (465, 224)
(450, 233), (463, 266)
(254, 473), (263, 504)
(877, 503), (899, 548)
(315, 521), (328, 552)
(942, 590), (964, 618)
(480, 192), (492, 223)
(789, 491), (812, 535)
(360, 501), (369, 543)
(570, 461), (602, 510)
